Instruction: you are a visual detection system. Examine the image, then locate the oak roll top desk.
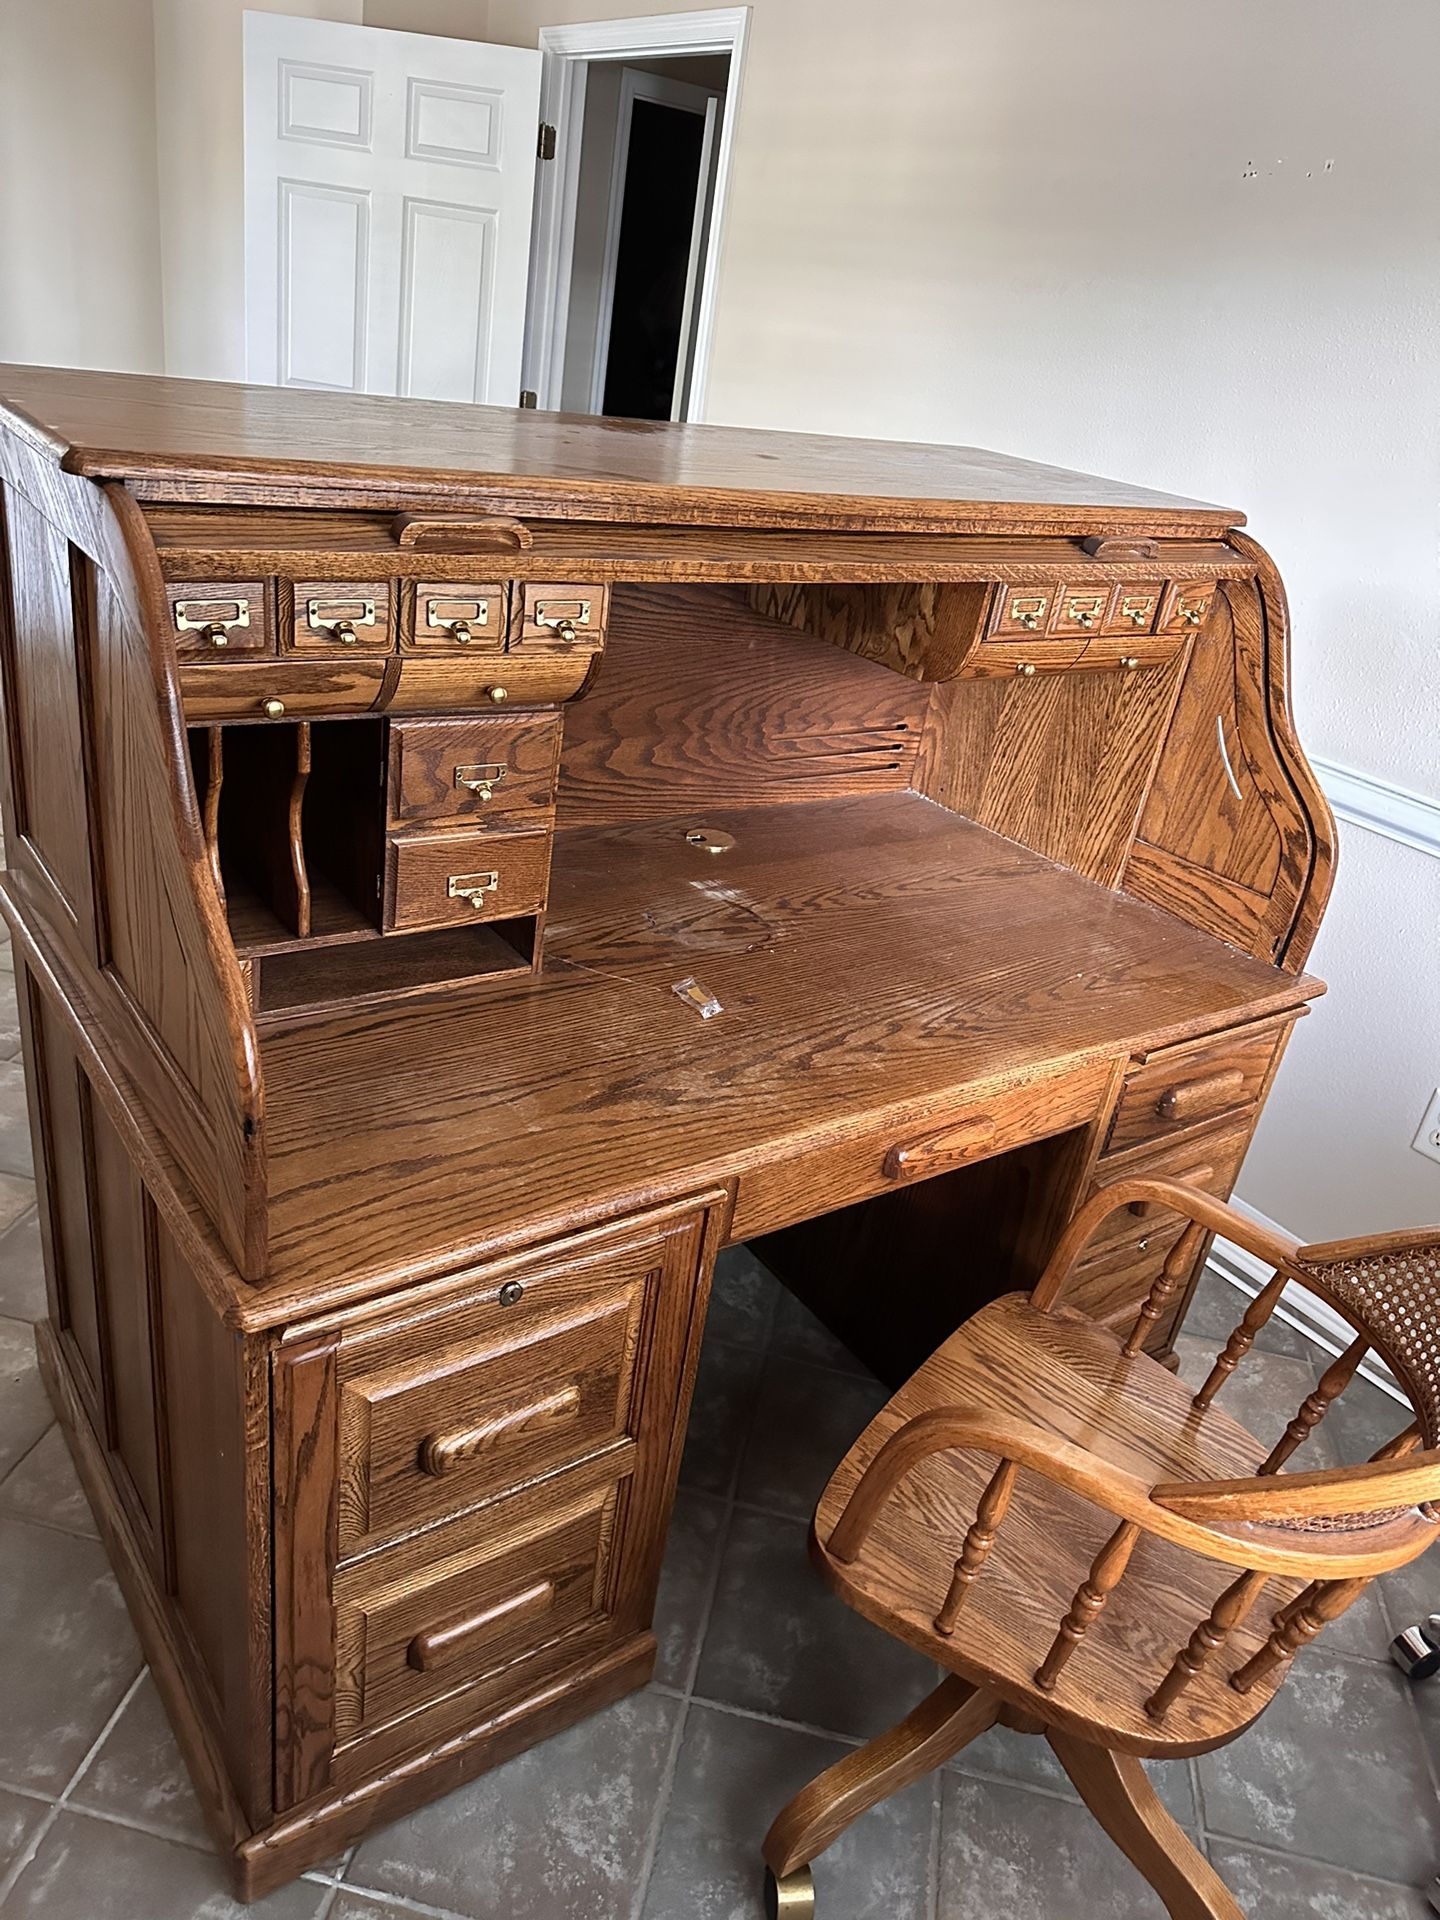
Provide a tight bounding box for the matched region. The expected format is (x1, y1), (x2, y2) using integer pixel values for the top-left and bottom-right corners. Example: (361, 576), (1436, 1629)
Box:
(0, 365), (1332, 1897)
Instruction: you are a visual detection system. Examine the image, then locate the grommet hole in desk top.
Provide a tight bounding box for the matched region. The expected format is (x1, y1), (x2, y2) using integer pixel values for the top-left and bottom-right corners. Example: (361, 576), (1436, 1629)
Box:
(685, 827), (736, 854)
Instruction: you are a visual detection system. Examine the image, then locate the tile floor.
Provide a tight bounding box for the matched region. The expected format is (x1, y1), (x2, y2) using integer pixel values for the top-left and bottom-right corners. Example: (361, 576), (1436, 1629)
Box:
(0, 922), (1437, 1915)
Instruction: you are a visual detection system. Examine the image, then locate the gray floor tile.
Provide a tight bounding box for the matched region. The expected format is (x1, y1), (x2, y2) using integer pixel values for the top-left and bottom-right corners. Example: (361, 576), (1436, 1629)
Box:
(345, 1690), (681, 1920)
(0, 1208), (44, 1322)
(0, 1061), (34, 1178)
(0, 1518), (141, 1793)
(327, 1896), (435, 1920)
(1197, 1647), (1440, 1884)
(679, 1334), (765, 1498)
(1178, 1268), (1314, 1360)
(732, 1353), (888, 1521)
(653, 1488), (728, 1689)
(1172, 1334), (1338, 1468)
(0, 1786), (48, 1879)
(0, 1316), (53, 1480)
(1207, 1839), (1434, 1917)
(694, 1504), (938, 1742)
(767, 1289), (872, 1378)
(951, 1720), (1195, 1826)
(706, 1246), (779, 1350)
(939, 1770), (1171, 1917)
(642, 1701), (933, 1920)
(4, 1810), (327, 1918)
(0, 1424), (96, 1537)
(69, 1671), (210, 1851)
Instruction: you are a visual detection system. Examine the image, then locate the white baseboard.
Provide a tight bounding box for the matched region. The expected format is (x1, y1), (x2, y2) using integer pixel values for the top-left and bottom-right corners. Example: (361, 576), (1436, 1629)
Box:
(1207, 1196), (1407, 1405)
(1313, 754), (1440, 862)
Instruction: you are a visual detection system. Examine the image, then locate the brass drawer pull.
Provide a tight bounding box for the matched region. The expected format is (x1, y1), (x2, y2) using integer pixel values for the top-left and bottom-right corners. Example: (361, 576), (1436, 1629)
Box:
(1156, 1070), (1247, 1123)
(175, 597), (250, 647)
(446, 869), (500, 909)
(419, 1386), (582, 1476)
(425, 595), (490, 643)
(406, 1579), (555, 1673)
(1008, 594), (1048, 631)
(306, 596), (377, 643)
(260, 698), (286, 719)
(1119, 595), (1154, 627)
(532, 599), (591, 642)
(1064, 595), (1105, 629)
(454, 763), (507, 801)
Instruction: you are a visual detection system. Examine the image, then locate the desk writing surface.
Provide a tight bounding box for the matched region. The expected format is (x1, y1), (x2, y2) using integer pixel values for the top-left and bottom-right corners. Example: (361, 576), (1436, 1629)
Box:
(260, 792), (1318, 1313)
(0, 362), (1240, 534)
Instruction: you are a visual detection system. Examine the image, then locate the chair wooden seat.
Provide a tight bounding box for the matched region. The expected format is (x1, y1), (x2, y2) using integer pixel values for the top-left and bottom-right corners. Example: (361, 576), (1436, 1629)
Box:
(816, 1294), (1301, 1753)
(763, 1181), (1440, 1920)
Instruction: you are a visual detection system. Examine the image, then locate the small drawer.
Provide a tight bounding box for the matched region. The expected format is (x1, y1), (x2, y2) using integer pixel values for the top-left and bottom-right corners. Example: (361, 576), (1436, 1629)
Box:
(387, 715), (561, 832)
(1104, 582), (1164, 636)
(1080, 630), (1185, 673)
(332, 1476), (620, 1751)
(1103, 1023), (1285, 1158)
(511, 582), (609, 651)
(167, 582), (272, 658)
(990, 583), (1060, 639)
(405, 581), (506, 653)
(385, 826), (551, 932)
(384, 653), (598, 712)
(285, 581), (393, 653)
(1158, 580), (1218, 636)
(178, 661), (386, 722)
(1049, 583), (1111, 639)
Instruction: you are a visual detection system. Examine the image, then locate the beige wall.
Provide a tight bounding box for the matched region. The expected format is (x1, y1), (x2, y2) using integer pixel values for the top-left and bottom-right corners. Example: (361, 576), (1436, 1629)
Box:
(489, 0), (1440, 1238)
(0, 0), (165, 372)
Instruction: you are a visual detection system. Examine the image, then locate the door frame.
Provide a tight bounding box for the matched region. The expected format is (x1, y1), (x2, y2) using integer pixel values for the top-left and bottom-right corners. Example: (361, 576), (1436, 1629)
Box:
(521, 7), (750, 423)
(588, 66), (722, 416)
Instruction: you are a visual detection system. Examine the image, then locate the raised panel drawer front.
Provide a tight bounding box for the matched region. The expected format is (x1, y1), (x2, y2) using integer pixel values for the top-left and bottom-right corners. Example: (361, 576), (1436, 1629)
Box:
(1102, 1020), (1288, 1157)
(384, 826), (552, 931)
(1157, 579), (1218, 636)
(284, 580), (394, 653)
(337, 1279), (648, 1555)
(387, 715), (561, 831)
(167, 581), (272, 658)
(332, 1475), (620, 1756)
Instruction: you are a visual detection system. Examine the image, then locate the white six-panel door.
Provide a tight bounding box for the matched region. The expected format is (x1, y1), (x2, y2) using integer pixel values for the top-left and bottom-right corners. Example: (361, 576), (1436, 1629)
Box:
(243, 12), (541, 402)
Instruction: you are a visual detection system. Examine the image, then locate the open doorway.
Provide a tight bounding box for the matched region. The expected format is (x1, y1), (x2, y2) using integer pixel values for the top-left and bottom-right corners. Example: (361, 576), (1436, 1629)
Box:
(523, 10), (749, 424)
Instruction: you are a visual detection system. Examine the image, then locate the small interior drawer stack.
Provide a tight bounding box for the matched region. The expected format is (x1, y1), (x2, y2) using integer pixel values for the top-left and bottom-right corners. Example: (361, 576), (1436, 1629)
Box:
(1065, 1018), (1294, 1346)
(968, 577), (1217, 678)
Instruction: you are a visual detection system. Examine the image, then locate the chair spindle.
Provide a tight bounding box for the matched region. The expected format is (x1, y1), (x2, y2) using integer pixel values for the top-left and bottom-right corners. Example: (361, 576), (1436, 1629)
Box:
(1035, 1520), (1141, 1692)
(1122, 1221), (1208, 1358)
(1230, 1577), (1368, 1694)
(1192, 1270), (1289, 1411)
(1259, 1334), (1369, 1474)
(934, 1458), (1018, 1635)
(1145, 1568), (1268, 1722)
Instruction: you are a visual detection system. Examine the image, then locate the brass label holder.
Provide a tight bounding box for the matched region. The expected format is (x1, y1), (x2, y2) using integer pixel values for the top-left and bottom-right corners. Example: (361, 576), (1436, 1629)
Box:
(454, 763), (507, 801)
(174, 596), (250, 635)
(447, 870), (500, 909)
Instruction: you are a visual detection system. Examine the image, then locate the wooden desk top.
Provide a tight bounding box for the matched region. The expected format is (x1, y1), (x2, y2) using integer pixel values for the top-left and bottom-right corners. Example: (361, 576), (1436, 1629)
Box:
(0, 363), (1240, 537)
(256, 792), (1317, 1328)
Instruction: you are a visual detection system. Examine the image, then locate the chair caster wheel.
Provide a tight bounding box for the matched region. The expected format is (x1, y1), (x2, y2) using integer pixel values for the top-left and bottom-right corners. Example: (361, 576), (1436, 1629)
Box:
(764, 1863), (816, 1919)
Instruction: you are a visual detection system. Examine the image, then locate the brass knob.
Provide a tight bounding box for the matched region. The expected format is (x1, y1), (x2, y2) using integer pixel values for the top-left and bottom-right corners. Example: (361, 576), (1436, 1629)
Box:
(554, 619), (578, 643)
(1124, 607), (1148, 626)
(1073, 611), (1096, 629)
(332, 620), (359, 645)
(487, 685), (509, 704)
(1119, 656), (1141, 670)
(449, 620), (473, 645)
(1181, 605), (1205, 626)
(1016, 612), (1042, 631)
(260, 698), (285, 718)
(203, 623), (229, 648)
(1015, 662), (1037, 677)
(498, 1281), (524, 1307)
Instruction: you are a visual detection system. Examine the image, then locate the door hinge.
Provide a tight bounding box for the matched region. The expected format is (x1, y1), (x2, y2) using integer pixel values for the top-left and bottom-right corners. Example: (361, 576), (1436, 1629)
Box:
(518, 389), (538, 409)
(537, 122), (557, 161)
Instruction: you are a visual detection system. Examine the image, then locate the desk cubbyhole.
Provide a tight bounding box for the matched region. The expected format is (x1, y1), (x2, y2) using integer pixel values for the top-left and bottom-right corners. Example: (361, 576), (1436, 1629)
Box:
(189, 721), (314, 942)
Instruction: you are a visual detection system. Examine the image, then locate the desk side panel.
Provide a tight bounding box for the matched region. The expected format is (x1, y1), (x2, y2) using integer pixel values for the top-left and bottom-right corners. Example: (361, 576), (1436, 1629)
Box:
(0, 434), (265, 1275)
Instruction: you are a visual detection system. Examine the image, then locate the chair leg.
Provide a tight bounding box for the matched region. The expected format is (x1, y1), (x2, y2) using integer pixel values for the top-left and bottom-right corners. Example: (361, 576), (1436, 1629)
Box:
(1047, 1732), (1245, 1920)
(763, 1676), (1000, 1881)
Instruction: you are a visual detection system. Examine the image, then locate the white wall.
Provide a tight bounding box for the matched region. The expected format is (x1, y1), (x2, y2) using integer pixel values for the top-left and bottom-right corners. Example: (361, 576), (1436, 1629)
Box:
(487, 0), (1440, 1237)
(0, 0), (165, 372)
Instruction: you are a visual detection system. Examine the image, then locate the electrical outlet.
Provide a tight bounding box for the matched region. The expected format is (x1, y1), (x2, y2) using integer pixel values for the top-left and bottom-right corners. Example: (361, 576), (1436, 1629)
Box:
(1413, 1088), (1440, 1167)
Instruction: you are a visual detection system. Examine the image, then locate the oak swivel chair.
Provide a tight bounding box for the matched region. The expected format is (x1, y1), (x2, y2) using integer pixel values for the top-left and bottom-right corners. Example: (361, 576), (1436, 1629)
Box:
(762, 1180), (1440, 1919)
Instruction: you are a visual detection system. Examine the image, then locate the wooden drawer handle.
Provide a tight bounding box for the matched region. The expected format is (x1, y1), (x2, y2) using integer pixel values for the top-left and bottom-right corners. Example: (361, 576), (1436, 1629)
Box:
(1155, 1070), (1246, 1124)
(406, 1580), (555, 1673)
(419, 1386), (581, 1477)
(884, 1114), (998, 1182)
(1128, 1168), (1214, 1218)
(393, 513), (533, 551)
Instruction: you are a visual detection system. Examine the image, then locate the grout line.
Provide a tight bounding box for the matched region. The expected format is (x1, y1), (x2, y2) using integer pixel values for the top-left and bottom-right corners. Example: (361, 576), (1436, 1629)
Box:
(0, 1665), (146, 1910)
(320, 1879), (475, 1920)
(1197, 1826), (1439, 1893)
(684, 1691), (865, 1749)
(626, 1698), (692, 1920)
(926, 1767), (943, 1920)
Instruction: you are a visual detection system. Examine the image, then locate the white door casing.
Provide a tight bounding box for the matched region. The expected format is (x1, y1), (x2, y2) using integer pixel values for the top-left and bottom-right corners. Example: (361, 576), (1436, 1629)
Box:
(243, 11), (541, 403)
